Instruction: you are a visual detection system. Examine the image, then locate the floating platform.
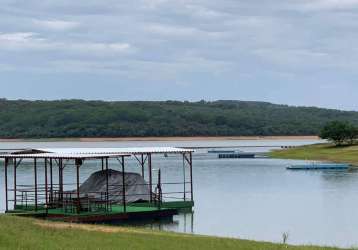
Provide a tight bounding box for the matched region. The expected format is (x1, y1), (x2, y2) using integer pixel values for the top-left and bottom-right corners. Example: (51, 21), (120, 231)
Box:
(287, 163), (349, 170)
(7, 201), (194, 223)
(218, 153), (255, 159)
(208, 150), (236, 154)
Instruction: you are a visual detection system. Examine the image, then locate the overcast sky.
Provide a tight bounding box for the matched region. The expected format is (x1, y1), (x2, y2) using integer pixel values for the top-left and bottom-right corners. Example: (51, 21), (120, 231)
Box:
(1, 0), (358, 110)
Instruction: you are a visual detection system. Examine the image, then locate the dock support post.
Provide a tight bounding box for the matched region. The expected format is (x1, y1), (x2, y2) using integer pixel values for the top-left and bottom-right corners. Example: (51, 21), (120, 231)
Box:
(76, 159), (81, 214)
(101, 158), (104, 171)
(191, 211), (194, 233)
(183, 154), (186, 201)
(13, 158), (17, 208)
(157, 168), (162, 209)
(148, 153), (152, 203)
(141, 154), (144, 178)
(105, 157), (109, 212)
(45, 158), (48, 212)
(61, 159), (64, 202)
(121, 156), (126, 213)
(50, 158), (53, 204)
(189, 152), (193, 202)
(34, 158), (38, 211)
(4, 158), (8, 212)
(58, 159), (63, 203)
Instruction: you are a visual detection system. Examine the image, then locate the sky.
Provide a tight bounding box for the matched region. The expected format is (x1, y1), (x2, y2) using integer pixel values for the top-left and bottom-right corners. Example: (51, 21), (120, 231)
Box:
(1, 0), (358, 110)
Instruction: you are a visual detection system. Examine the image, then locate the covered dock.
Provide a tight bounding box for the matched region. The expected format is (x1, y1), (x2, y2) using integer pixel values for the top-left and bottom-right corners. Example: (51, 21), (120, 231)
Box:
(1, 147), (194, 223)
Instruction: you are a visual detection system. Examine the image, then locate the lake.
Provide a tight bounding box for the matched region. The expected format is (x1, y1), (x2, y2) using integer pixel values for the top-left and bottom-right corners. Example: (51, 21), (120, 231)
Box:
(1, 138), (358, 247)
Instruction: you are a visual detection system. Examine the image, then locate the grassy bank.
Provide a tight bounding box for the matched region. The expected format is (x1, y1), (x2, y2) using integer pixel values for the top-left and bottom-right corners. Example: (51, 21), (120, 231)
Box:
(270, 143), (358, 165)
(0, 215), (347, 250)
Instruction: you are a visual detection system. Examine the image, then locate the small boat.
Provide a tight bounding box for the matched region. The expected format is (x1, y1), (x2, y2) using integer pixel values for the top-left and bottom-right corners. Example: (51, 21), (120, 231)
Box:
(287, 163), (350, 170)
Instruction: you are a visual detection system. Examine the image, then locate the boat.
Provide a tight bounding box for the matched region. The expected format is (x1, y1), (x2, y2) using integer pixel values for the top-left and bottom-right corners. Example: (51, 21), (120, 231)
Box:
(287, 163), (350, 170)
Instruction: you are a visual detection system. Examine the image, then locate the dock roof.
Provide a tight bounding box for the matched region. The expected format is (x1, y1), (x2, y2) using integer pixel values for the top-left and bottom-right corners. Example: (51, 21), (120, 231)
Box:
(30, 147), (193, 155)
(0, 152), (130, 159)
(0, 147), (193, 159)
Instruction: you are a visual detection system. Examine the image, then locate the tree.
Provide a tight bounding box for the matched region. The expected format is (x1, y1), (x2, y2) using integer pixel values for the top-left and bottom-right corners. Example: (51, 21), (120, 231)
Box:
(2, 99), (358, 138)
(346, 123), (358, 145)
(319, 121), (358, 146)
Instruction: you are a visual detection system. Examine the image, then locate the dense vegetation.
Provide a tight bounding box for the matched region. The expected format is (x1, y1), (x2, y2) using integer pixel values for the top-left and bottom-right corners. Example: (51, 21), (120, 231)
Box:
(320, 121), (358, 146)
(0, 216), (347, 250)
(1, 99), (358, 138)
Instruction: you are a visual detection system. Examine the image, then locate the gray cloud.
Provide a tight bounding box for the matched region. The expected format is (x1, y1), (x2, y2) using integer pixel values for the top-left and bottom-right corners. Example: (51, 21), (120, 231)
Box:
(0, 0), (358, 110)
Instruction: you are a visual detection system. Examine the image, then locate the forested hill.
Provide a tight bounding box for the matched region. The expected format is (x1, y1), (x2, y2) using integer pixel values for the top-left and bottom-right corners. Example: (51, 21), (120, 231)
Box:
(1, 99), (358, 138)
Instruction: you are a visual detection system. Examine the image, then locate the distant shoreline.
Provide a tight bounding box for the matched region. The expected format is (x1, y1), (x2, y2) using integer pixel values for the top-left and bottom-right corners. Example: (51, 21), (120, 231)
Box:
(0, 135), (319, 142)
(269, 143), (358, 166)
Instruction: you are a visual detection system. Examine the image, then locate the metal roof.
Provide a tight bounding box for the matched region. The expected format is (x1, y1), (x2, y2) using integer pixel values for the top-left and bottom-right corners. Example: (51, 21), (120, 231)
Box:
(32, 147), (194, 155)
(0, 152), (130, 159)
(0, 147), (193, 159)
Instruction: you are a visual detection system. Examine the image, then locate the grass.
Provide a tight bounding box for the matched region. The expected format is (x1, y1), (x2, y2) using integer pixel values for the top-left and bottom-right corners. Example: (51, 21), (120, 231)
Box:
(0, 215), (351, 250)
(269, 143), (358, 165)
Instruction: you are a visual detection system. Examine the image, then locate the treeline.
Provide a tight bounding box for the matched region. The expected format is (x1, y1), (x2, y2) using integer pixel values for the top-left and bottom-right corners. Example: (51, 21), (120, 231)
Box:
(1, 99), (358, 138)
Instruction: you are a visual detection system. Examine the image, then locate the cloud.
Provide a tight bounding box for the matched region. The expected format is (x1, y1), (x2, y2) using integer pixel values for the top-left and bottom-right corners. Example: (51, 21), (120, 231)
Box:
(145, 23), (198, 37)
(300, 0), (358, 10)
(0, 32), (47, 50)
(253, 48), (330, 70)
(1, 0), (358, 109)
(0, 32), (38, 43)
(185, 4), (225, 19)
(0, 63), (14, 71)
(33, 19), (80, 31)
(0, 32), (133, 55)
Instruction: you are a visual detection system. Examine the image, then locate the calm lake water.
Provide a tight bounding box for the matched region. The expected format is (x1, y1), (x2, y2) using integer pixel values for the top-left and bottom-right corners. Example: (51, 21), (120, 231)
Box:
(1, 138), (358, 248)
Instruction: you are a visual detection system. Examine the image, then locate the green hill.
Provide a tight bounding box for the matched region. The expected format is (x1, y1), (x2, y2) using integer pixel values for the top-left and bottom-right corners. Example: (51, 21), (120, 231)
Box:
(1, 99), (358, 138)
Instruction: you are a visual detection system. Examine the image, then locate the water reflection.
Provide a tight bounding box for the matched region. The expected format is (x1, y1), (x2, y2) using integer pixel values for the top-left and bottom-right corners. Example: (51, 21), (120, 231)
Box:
(107, 212), (194, 234)
(143, 212), (194, 233)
